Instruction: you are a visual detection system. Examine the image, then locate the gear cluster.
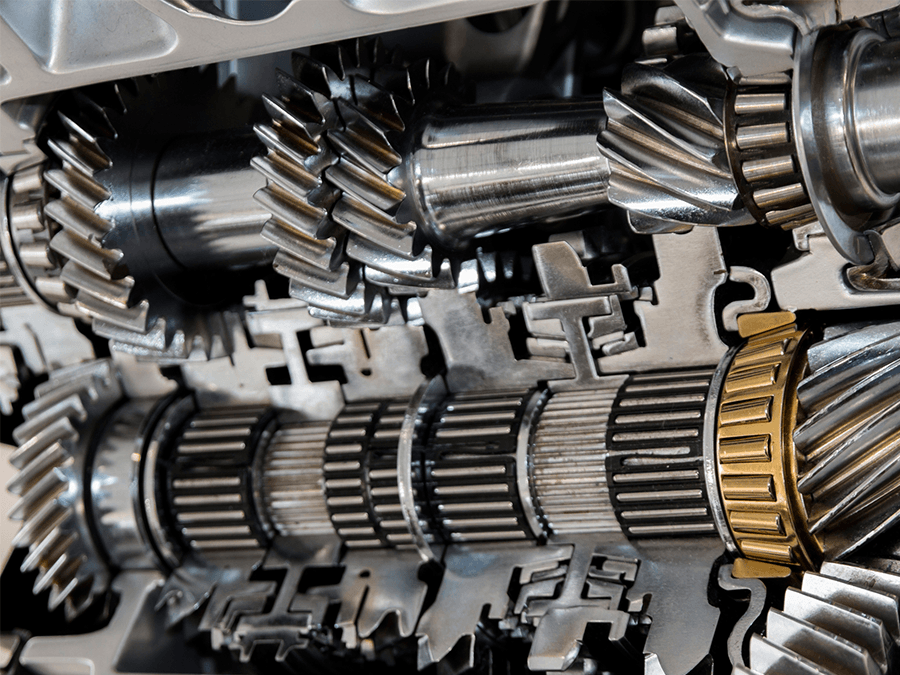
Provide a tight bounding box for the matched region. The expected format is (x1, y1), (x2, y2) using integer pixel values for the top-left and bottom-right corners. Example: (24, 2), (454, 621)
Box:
(1, 3), (899, 675)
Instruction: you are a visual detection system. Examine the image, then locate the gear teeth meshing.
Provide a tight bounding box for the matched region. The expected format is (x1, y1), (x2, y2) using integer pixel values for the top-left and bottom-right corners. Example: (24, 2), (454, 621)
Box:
(598, 55), (755, 233)
(6, 359), (123, 620)
(254, 40), (459, 325)
(792, 322), (900, 559)
(741, 563), (900, 675)
(326, 59), (456, 280)
(253, 41), (394, 324)
(1, 164), (71, 309)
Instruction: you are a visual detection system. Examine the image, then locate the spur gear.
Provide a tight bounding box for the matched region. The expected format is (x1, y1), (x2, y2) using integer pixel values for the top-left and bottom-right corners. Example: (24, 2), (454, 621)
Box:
(42, 69), (270, 360)
(6, 359), (123, 620)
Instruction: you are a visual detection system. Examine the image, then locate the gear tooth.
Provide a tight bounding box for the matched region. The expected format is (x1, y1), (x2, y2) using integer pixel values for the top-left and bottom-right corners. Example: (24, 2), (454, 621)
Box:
(263, 218), (339, 271)
(50, 229), (124, 278)
(371, 61), (405, 96)
(330, 103), (401, 174)
(293, 279), (387, 322)
(47, 566), (84, 612)
(60, 259), (134, 308)
(599, 60), (754, 230)
(278, 255), (356, 297)
(273, 71), (335, 133)
(16, 398), (87, 447)
(44, 200), (109, 245)
(309, 42), (347, 80)
(12, 498), (68, 548)
(80, 80), (127, 117)
(263, 45), (460, 324)
(77, 297), (149, 335)
(622, 61), (725, 131)
(9, 419), (76, 470)
(334, 195), (416, 256)
(6, 444), (66, 496)
(439, 62), (461, 93)
(351, 77), (406, 132)
(793, 324), (900, 558)
(34, 550), (76, 595)
(66, 92), (116, 141)
(255, 115), (319, 165)
(366, 36), (385, 67)
(43, 168), (108, 212)
(292, 51), (341, 98)
(8, 469), (68, 522)
(348, 37), (371, 72)
(48, 133), (106, 179)
(21, 528), (68, 573)
(406, 59), (434, 103)
(252, 156), (329, 208)
(327, 157), (404, 213)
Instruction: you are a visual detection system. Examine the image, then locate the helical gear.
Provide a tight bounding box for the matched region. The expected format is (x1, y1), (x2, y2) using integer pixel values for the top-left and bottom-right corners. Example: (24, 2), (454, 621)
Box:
(793, 322), (900, 559)
(1, 163), (71, 310)
(42, 69), (256, 360)
(739, 562), (900, 675)
(598, 55), (755, 234)
(6, 359), (123, 620)
(253, 40), (459, 325)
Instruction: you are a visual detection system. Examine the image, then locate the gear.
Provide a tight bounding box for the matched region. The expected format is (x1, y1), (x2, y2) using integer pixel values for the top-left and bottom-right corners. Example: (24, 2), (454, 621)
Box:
(598, 55), (756, 234)
(793, 322), (900, 559)
(1, 164), (71, 310)
(6, 359), (123, 620)
(42, 69), (259, 360)
(738, 562), (900, 675)
(253, 39), (460, 325)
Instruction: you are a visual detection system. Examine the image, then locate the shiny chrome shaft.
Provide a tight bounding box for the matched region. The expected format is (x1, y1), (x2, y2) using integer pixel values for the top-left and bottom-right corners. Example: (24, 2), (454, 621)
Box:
(850, 36), (900, 197)
(407, 101), (610, 249)
(153, 132), (275, 270)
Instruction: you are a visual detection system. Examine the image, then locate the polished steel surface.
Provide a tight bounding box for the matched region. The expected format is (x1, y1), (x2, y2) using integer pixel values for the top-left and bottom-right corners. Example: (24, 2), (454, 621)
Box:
(850, 36), (900, 197)
(794, 27), (900, 264)
(409, 101), (610, 248)
(153, 132), (274, 270)
(2, 3), (900, 675)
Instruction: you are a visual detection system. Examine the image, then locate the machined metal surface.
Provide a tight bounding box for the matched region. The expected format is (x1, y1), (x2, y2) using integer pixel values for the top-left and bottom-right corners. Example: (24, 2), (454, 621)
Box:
(2, 2), (900, 675)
